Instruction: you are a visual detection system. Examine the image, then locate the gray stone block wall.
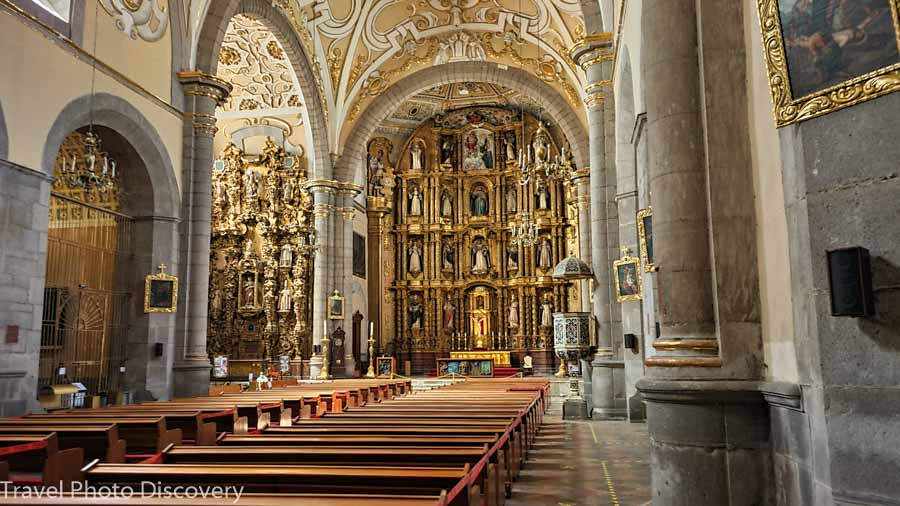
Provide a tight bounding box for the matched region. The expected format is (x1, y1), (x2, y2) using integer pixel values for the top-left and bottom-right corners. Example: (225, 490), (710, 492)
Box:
(780, 87), (900, 504)
(0, 159), (51, 416)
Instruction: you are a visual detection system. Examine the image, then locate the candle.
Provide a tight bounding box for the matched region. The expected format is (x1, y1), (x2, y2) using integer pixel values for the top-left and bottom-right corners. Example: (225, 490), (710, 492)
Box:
(323, 320), (327, 337)
(369, 321), (374, 337)
(111, 160), (116, 178)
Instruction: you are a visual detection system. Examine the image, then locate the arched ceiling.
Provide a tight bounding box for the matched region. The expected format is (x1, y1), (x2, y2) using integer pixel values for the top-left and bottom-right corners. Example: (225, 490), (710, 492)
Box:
(190, 0), (588, 156)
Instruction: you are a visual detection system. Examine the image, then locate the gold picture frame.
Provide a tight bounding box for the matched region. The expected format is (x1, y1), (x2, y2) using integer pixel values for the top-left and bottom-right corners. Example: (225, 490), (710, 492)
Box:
(613, 254), (642, 303)
(328, 289), (345, 320)
(144, 264), (178, 313)
(758, 0), (900, 127)
(636, 207), (656, 272)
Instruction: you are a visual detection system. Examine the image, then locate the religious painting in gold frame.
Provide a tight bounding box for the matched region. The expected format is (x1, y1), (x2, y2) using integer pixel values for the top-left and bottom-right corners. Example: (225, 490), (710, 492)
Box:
(636, 208), (656, 272)
(613, 255), (642, 302)
(757, 0), (900, 127)
(328, 290), (345, 320)
(144, 265), (178, 313)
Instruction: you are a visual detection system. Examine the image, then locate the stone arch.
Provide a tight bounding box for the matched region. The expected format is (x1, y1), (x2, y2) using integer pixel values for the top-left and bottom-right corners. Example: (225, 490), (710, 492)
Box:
(0, 99), (7, 160)
(195, 0), (331, 180)
(336, 61), (590, 184)
(168, 0), (190, 111)
(579, 0), (605, 34)
(42, 93), (179, 219)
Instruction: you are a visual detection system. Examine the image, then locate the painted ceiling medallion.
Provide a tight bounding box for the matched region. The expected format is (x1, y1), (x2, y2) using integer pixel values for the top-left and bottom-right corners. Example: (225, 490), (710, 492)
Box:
(99, 0), (168, 42)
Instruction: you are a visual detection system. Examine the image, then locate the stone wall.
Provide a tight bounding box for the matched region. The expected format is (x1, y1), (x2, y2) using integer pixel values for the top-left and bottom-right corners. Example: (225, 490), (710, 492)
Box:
(0, 159), (51, 416)
(780, 91), (900, 504)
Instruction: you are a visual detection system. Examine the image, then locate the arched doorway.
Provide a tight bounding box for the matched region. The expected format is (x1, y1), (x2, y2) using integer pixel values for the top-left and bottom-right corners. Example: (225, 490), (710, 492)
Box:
(40, 125), (158, 402)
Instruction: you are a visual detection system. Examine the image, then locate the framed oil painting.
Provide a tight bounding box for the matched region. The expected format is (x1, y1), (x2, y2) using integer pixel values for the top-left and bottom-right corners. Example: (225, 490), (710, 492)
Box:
(144, 265), (178, 313)
(353, 232), (366, 278)
(613, 255), (643, 302)
(328, 289), (345, 320)
(758, 0), (900, 126)
(637, 208), (656, 272)
(377, 356), (396, 378)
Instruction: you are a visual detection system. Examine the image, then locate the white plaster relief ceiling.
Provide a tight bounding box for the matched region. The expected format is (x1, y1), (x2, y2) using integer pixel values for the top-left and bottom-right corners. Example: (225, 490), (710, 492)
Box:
(100, 0), (169, 42)
(190, 0), (587, 153)
(216, 14), (305, 119)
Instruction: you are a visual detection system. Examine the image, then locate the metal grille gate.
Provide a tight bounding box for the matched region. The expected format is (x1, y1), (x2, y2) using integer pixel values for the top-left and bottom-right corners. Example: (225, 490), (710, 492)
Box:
(40, 193), (134, 396)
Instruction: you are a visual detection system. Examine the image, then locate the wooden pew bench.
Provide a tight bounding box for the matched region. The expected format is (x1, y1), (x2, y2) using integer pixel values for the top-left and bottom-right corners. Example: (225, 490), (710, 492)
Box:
(0, 434), (83, 487)
(2, 418), (181, 457)
(0, 425), (124, 464)
(0, 493), (448, 506)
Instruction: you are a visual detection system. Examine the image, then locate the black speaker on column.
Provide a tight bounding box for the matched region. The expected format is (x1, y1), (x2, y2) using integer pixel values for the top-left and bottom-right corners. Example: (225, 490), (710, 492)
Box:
(826, 247), (875, 317)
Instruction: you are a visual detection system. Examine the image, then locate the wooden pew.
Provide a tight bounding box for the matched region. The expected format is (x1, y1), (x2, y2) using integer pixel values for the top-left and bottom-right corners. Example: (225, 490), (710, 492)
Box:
(0, 493), (448, 505)
(0, 434), (83, 487)
(49, 410), (218, 446)
(83, 462), (480, 505)
(0, 425), (124, 463)
(0, 418), (181, 456)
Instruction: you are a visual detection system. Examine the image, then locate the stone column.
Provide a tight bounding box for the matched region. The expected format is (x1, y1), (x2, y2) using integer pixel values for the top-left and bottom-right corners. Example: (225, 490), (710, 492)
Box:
(570, 171), (593, 313)
(309, 181), (334, 378)
(572, 35), (625, 419)
(641, 0), (718, 365)
(337, 188), (360, 376)
(173, 72), (230, 397)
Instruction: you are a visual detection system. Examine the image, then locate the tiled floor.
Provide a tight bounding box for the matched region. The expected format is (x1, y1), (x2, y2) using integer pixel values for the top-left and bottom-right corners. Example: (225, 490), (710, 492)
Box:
(507, 404), (652, 506)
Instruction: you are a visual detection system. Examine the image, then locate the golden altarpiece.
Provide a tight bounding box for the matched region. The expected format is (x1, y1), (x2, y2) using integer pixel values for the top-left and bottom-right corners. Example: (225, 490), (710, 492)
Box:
(367, 107), (581, 374)
(207, 140), (316, 379)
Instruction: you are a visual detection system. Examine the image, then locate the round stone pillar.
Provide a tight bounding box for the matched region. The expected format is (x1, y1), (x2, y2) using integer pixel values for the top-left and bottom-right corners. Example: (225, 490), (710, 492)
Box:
(641, 0), (718, 364)
(307, 184), (335, 379)
(173, 71), (231, 398)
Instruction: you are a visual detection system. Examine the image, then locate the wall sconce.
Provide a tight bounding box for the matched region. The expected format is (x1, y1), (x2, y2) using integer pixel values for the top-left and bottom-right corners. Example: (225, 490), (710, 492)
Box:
(827, 247), (875, 317)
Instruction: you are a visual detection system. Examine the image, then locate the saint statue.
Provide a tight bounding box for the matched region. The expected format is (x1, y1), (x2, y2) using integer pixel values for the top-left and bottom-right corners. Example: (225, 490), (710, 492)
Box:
(507, 245), (518, 271)
(441, 136), (454, 165)
(540, 296), (554, 327)
(410, 142), (424, 171)
(441, 191), (453, 217)
(470, 187), (488, 216)
(242, 277), (256, 308)
(211, 289), (222, 314)
(472, 240), (490, 272)
(539, 238), (553, 269)
(243, 238), (254, 259)
(506, 187), (517, 212)
(505, 131), (517, 162)
(408, 241), (423, 274)
(409, 296), (423, 329)
(537, 185), (550, 210)
(277, 285), (292, 313)
(243, 169), (258, 199)
(442, 296), (455, 329)
(282, 178), (295, 202)
(280, 243), (293, 268)
(214, 179), (227, 203)
(508, 299), (519, 328)
(442, 241), (454, 271)
(409, 187), (423, 216)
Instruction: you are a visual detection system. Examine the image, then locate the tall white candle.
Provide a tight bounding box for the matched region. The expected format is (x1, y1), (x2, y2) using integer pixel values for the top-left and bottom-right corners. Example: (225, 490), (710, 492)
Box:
(369, 321), (374, 337)
(323, 320), (327, 337)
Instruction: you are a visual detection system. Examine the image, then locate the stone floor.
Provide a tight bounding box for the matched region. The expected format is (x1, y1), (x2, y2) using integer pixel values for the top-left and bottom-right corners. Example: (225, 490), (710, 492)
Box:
(508, 404), (651, 506)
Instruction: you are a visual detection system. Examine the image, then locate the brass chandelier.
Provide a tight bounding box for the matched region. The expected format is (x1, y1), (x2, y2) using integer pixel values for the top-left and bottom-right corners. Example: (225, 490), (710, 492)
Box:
(517, 122), (574, 186)
(509, 212), (539, 247)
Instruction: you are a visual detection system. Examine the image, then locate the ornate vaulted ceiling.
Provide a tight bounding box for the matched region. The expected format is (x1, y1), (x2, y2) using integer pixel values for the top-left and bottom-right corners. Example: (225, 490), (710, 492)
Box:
(193, 0), (588, 155)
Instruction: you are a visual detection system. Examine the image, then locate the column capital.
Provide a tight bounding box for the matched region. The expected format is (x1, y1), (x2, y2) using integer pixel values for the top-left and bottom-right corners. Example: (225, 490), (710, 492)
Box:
(177, 71), (232, 105)
(570, 33), (615, 71)
(304, 179), (364, 198)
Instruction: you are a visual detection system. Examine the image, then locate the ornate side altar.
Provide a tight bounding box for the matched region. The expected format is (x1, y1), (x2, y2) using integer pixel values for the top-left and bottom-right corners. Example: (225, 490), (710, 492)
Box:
(207, 140), (315, 377)
(450, 351), (511, 368)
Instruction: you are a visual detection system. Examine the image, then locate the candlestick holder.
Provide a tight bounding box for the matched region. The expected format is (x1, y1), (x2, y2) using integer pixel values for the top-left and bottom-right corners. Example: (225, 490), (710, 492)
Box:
(365, 337), (376, 378)
(318, 333), (332, 380)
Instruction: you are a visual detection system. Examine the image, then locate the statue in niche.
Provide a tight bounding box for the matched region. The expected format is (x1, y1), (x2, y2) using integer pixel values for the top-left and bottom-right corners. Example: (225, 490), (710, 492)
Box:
(537, 185), (551, 210)
(277, 285), (292, 313)
(279, 243), (293, 268)
(442, 295), (455, 330)
(507, 245), (519, 271)
(242, 275), (257, 308)
(506, 186), (517, 212)
(539, 237), (553, 269)
(508, 298), (519, 328)
(214, 179), (227, 203)
(470, 185), (489, 216)
(463, 131), (494, 170)
(282, 177), (295, 202)
(243, 238), (254, 259)
(504, 131), (517, 162)
(409, 295), (424, 329)
(540, 295), (554, 328)
(408, 241), (423, 274)
(410, 141), (424, 171)
(211, 288), (223, 314)
(243, 168), (259, 199)
(409, 186), (423, 216)
(441, 240), (454, 271)
(441, 190), (453, 217)
(441, 135), (455, 165)
(471, 239), (490, 272)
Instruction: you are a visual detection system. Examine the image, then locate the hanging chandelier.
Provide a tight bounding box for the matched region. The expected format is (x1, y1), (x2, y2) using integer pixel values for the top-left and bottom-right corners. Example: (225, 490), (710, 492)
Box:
(517, 122), (574, 186)
(59, 0), (118, 198)
(509, 212), (540, 247)
(58, 130), (117, 195)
